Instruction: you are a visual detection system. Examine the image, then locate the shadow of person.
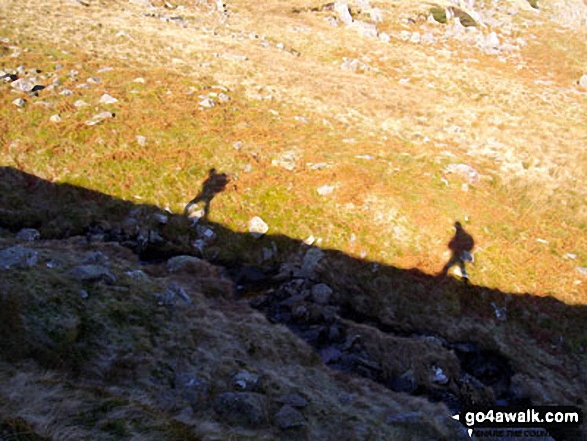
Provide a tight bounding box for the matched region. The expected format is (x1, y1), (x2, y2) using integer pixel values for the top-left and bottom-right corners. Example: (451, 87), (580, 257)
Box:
(440, 221), (475, 281)
(184, 168), (229, 221)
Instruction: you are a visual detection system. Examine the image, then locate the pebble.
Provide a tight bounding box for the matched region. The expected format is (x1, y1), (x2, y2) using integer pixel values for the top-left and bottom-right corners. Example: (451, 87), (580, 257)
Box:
(59, 89), (73, 96)
(12, 98), (25, 107)
(74, 100), (89, 107)
(136, 135), (147, 146)
(49, 114), (62, 123)
(578, 74), (587, 89)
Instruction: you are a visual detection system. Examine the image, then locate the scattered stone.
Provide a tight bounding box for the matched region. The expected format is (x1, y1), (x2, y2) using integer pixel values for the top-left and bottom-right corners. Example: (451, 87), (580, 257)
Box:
(136, 135), (147, 146)
(317, 185), (334, 195)
(82, 251), (110, 265)
(576, 267), (587, 277)
(15, 228), (40, 242)
(74, 99), (88, 107)
(484, 32), (500, 52)
(87, 77), (100, 84)
(59, 88), (73, 96)
(218, 92), (230, 103)
(349, 21), (378, 38)
(311, 283), (333, 304)
(275, 405), (306, 430)
(0, 246), (38, 270)
(153, 213), (168, 224)
(304, 235), (315, 245)
(133, 77), (145, 83)
(271, 151), (297, 171)
(232, 371), (260, 391)
(275, 394), (308, 409)
(443, 163), (480, 184)
(409, 32), (421, 44)
(378, 32), (390, 43)
(298, 247), (324, 279)
(199, 97), (215, 108)
(49, 114), (62, 123)
(155, 282), (191, 306)
(167, 255), (203, 272)
(116, 30), (132, 38)
(125, 269), (149, 281)
(80, 289), (89, 299)
(432, 366), (449, 385)
(334, 2), (353, 25)
(10, 78), (35, 92)
(99, 93), (118, 104)
(341, 57), (371, 72)
(248, 216), (269, 238)
(12, 98), (25, 107)
(67, 265), (116, 283)
(578, 74), (587, 89)
(491, 302), (507, 321)
(213, 392), (268, 427)
(86, 111), (115, 125)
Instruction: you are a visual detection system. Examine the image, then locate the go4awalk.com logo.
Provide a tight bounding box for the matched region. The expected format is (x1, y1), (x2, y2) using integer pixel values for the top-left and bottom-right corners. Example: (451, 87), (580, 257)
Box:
(452, 406), (583, 438)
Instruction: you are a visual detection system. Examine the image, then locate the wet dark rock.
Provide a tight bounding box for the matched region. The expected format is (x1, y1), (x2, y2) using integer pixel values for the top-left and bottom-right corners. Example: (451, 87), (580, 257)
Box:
(213, 392), (268, 427)
(0, 246), (38, 270)
(274, 404), (306, 430)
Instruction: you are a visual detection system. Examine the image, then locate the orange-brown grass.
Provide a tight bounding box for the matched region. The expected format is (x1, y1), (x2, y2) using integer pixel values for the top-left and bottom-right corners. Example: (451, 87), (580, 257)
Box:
(1, 0), (586, 305)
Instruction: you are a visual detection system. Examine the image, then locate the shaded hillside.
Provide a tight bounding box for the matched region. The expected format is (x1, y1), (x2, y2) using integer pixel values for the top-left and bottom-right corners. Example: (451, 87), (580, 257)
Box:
(0, 166), (585, 440)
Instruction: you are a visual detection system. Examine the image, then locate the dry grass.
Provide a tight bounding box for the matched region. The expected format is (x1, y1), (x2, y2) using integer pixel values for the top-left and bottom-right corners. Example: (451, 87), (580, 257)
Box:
(1, 0), (586, 304)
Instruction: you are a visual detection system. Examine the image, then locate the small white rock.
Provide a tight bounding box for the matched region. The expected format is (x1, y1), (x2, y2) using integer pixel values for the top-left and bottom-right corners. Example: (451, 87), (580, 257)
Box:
(317, 185), (334, 195)
(100, 94), (118, 104)
(248, 216), (269, 238)
(136, 135), (147, 146)
(199, 97), (215, 108)
(74, 100), (88, 107)
(50, 114), (62, 123)
(12, 98), (25, 107)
